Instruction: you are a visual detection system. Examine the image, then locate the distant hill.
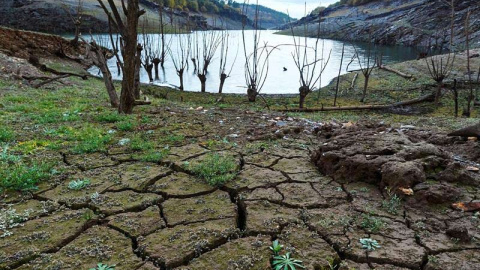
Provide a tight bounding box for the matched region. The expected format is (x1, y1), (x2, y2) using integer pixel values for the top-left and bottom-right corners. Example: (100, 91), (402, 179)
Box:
(231, 2), (294, 29)
(0, 0), (256, 34)
(277, 0), (480, 49)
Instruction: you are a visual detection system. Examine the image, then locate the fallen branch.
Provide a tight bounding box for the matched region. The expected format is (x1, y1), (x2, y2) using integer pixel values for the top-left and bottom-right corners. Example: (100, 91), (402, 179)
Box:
(134, 100), (152, 106)
(33, 74), (70, 88)
(347, 73), (358, 93)
(378, 64), (414, 79)
(277, 93), (435, 112)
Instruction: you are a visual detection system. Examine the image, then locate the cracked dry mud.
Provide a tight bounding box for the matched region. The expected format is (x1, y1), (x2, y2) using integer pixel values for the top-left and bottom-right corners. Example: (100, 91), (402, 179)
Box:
(1, 107), (480, 270)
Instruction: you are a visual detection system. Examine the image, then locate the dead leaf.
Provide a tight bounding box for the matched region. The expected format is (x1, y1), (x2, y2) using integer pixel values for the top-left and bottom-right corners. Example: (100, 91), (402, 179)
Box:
(399, 187), (414, 196)
(468, 137), (478, 141)
(342, 121), (355, 128)
(466, 166), (479, 172)
(452, 202), (480, 212)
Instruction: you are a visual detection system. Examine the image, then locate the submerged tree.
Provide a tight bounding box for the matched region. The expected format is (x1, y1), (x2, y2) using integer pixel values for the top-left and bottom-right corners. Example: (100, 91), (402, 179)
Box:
(194, 30), (221, 93)
(169, 32), (191, 91)
(63, 0), (84, 47)
(141, 18), (155, 83)
(97, 0), (146, 114)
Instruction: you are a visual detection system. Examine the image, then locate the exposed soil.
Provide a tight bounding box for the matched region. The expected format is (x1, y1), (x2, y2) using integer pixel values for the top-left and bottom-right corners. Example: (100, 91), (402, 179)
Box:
(1, 28), (479, 270)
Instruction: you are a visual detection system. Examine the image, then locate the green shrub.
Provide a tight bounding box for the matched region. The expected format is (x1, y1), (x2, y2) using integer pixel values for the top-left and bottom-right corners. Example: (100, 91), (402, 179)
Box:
(185, 153), (238, 186)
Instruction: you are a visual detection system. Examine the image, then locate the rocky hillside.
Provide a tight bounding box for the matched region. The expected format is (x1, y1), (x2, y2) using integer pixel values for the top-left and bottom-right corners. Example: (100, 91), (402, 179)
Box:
(278, 0), (480, 49)
(0, 0), (252, 34)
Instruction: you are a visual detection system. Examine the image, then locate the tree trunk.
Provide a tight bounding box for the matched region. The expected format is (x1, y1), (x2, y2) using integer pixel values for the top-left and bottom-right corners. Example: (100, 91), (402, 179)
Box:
(361, 75), (369, 103)
(134, 44), (142, 100)
(101, 67), (119, 108)
(71, 23), (80, 47)
(191, 58), (197, 72)
(435, 82), (443, 104)
(247, 86), (257, 102)
(87, 42), (119, 108)
(198, 74), (206, 93)
(118, 1), (141, 114)
(219, 73), (227, 94)
(146, 64), (154, 83)
(116, 61), (122, 76)
(178, 69), (184, 91)
(153, 58), (160, 80)
(299, 86), (309, 109)
(453, 79), (458, 117)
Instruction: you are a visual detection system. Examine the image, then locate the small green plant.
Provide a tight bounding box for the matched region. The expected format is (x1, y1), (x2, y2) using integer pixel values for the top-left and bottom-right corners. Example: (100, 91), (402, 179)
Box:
(382, 188), (402, 215)
(428, 255), (438, 265)
(360, 213), (384, 233)
(272, 252), (305, 270)
(0, 162), (53, 192)
(360, 238), (381, 251)
(185, 153), (239, 186)
(89, 263), (115, 270)
(137, 148), (170, 163)
(270, 240), (283, 256)
(68, 179), (91, 190)
(130, 134), (154, 151)
(95, 112), (127, 123)
(117, 121), (135, 131)
(0, 127), (15, 142)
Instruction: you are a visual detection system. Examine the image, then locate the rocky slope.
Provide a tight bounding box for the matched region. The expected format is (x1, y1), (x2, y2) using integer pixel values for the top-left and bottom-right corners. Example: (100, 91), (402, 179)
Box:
(278, 0), (480, 49)
(0, 0), (291, 34)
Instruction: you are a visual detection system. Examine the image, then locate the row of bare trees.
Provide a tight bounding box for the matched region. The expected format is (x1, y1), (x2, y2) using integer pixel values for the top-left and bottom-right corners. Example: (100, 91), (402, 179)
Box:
(80, 0), (477, 116)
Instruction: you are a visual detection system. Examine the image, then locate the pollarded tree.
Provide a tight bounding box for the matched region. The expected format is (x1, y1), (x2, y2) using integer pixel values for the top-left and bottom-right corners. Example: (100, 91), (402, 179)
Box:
(97, 0), (146, 114)
(289, 6), (331, 108)
(170, 31), (192, 91)
(218, 29), (238, 94)
(62, 0), (84, 47)
(194, 30), (221, 92)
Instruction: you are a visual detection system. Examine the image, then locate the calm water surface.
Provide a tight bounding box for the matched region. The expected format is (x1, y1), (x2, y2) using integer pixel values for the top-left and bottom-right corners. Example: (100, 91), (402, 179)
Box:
(88, 30), (418, 94)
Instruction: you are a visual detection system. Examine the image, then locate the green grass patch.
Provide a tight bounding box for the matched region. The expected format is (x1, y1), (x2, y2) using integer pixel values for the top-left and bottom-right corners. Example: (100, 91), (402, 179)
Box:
(0, 127), (15, 142)
(95, 111), (128, 123)
(117, 120), (136, 131)
(0, 156), (54, 192)
(130, 133), (155, 151)
(185, 153), (239, 186)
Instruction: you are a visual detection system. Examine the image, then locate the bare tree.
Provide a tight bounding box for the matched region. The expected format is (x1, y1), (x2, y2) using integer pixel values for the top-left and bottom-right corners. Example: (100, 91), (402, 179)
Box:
(84, 34), (119, 107)
(63, 0), (83, 47)
(289, 6), (331, 109)
(141, 18), (154, 83)
(194, 30), (221, 93)
(169, 32), (191, 91)
(425, 51), (455, 104)
(353, 43), (377, 103)
(465, 9), (474, 117)
(218, 30), (238, 94)
(241, 1), (273, 102)
(97, 0), (146, 114)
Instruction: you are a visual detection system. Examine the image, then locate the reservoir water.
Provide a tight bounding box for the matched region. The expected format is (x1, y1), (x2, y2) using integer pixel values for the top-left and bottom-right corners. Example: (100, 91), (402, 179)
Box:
(88, 30), (419, 94)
